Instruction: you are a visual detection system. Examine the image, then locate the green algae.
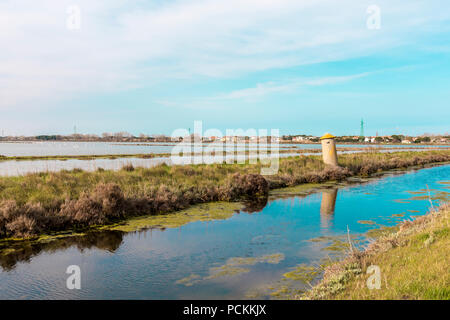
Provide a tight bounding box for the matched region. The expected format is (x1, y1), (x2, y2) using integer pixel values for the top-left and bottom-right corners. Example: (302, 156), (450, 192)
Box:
(206, 266), (251, 279)
(345, 177), (366, 183)
(103, 201), (244, 233)
(244, 290), (262, 299)
(246, 255), (345, 300)
(431, 191), (450, 202)
(0, 230), (88, 253)
(283, 264), (320, 283)
(175, 274), (202, 286)
(269, 183), (323, 197)
(366, 225), (399, 238)
(391, 213), (405, 217)
(308, 235), (360, 253)
(357, 220), (376, 225)
(307, 234), (360, 244)
(393, 199), (412, 203)
(176, 253), (285, 285)
(407, 191), (449, 202)
(307, 236), (336, 243)
(268, 257), (340, 299)
(406, 190), (427, 195)
(226, 253), (285, 266)
(269, 285), (303, 299)
(322, 239), (351, 252)
(409, 195), (430, 200)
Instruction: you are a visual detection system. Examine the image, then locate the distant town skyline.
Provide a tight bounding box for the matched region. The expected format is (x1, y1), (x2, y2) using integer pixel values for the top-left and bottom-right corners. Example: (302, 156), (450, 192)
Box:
(1, 1), (450, 136)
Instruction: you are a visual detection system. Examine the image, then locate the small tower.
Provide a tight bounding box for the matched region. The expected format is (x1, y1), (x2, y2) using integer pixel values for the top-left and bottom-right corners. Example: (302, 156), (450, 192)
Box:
(320, 133), (338, 166)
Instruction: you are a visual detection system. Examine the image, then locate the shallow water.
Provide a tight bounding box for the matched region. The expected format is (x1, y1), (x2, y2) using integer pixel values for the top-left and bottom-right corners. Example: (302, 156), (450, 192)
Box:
(1, 141), (445, 157)
(0, 141), (306, 157)
(0, 165), (448, 299)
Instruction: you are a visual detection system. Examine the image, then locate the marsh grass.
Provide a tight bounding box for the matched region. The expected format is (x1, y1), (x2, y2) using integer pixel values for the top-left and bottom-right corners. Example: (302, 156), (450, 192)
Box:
(302, 202), (450, 300)
(0, 150), (449, 239)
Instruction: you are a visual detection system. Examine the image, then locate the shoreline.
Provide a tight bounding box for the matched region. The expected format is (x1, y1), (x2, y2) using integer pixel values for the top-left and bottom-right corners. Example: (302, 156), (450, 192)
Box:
(302, 202), (450, 300)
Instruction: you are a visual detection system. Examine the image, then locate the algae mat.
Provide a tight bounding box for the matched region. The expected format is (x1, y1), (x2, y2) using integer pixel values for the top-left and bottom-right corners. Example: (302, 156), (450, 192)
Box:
(104, 201), (245, 232)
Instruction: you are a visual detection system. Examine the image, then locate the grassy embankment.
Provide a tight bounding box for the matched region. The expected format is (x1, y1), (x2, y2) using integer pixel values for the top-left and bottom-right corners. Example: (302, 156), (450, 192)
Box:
(0, 150), (449, 240)
(303, 202), (450, 300)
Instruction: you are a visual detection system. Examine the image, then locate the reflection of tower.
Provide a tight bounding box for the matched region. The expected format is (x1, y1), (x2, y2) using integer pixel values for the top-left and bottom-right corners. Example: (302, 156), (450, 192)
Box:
(320, 188), (338, 229)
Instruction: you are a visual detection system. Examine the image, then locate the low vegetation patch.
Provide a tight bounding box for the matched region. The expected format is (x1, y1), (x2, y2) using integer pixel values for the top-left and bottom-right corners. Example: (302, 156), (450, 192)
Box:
(0, 150), (449, 239)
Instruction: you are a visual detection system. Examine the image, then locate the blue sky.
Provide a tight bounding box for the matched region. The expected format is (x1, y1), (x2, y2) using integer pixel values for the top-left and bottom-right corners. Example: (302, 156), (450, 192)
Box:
(1, 0), (449, 136)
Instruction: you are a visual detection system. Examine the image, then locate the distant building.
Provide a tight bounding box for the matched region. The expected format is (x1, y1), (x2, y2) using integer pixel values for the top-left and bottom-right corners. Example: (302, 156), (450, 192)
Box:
(292, 136), (306, 142)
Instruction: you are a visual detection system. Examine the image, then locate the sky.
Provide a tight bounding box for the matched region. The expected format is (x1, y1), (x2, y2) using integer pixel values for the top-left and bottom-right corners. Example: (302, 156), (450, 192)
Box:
(1, 0), (450, 137)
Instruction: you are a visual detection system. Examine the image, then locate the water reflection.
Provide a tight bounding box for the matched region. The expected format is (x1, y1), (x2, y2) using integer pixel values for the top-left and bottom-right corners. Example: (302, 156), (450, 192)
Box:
(0, 231), (124, 271)
(242, 197), (269, 213)
(0, 197), (271, 271)
(320, 188), (338, 229)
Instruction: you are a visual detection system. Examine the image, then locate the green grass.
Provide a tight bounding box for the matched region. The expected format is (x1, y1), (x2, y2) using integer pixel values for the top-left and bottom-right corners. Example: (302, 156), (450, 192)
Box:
(303, 203), (450, 300)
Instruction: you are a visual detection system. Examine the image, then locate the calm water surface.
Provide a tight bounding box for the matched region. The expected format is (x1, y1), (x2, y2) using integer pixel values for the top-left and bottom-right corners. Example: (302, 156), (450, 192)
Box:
(0, 165), (448, 299)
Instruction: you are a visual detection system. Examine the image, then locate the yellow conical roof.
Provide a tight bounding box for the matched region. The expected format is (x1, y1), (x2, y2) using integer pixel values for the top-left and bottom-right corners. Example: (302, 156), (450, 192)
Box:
(320, 133), (336, 140)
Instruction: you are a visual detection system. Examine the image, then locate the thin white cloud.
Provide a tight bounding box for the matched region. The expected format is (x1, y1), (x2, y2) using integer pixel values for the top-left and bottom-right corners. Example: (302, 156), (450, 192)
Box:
(154, 72), (373, 109)
(212, 72), (372, 101)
